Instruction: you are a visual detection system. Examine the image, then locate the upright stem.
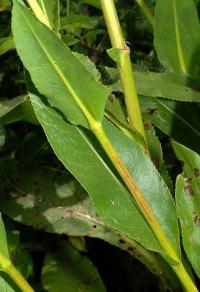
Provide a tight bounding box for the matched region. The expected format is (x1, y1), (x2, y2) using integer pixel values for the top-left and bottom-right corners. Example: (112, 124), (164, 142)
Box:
(135, 0), (155, 27)
(0, 251), (34, 292)
(100, 0), (146, 143)
(89, 122), (197, 292)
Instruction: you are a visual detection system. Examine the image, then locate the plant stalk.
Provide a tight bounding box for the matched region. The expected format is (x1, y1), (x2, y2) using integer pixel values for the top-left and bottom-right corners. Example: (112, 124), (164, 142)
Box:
(0, 250), (34, 292)
(100, 0), (146, 143)
(135, 0), (155, 27)
(90, 122), (197, 292)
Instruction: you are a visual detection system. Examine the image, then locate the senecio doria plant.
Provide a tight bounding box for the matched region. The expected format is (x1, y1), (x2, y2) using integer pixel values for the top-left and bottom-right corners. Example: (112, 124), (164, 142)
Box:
(1, 0), (200, 291)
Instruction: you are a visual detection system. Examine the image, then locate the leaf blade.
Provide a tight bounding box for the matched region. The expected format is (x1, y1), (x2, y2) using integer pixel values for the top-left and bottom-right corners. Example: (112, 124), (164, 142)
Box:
(12, 0), (110, 128)
(173, 141), (200, 277)
(154, 0), (200, 77)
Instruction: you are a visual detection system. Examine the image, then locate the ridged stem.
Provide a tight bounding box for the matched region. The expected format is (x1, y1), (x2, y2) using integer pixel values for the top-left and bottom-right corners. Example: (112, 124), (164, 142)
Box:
(100, 0), (146, 144)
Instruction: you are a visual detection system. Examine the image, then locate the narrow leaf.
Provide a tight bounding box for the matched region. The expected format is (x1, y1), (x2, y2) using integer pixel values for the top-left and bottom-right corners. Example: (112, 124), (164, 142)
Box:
(108, 68), (200, 103)
(173, 141), (200, 278)
(29, 91), (162, 252)
(140, 96), (200, 154)
(154, 0), (200, 77)
(12, 0), (110, 128)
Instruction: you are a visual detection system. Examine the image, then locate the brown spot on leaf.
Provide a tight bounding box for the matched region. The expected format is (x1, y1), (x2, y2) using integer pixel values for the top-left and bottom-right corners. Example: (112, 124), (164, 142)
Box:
(184, 185), (194, 196)
(182, 172), (192, 183)
(144, 121), (152, 130)
(108, 94), (114, 102)
(144, 107), (158, 115)
(194, 168), (200, 177)
(152, 157), (160, 168)
(194, 216), (200, 227)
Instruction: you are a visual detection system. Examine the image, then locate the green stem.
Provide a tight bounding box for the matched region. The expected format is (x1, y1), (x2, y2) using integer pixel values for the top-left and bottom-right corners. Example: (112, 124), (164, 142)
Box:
(100, 0), (146, 144)
(89, 122), (197, 292)
(0, 251), (34, 292)
(135, 0), (155, 27)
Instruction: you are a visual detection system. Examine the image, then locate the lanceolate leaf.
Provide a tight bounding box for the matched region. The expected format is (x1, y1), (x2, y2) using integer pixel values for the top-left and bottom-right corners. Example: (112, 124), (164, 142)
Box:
(173, 142), (200, 277)
(103, 119), (180, 259)
(30, 92), (161, 252)
(154, 0), (200, 78)
(12, 0), (110, 128)
(140, 96), (200, 154)
(108, 68), (200, 103)
(30, 89), (180, 262)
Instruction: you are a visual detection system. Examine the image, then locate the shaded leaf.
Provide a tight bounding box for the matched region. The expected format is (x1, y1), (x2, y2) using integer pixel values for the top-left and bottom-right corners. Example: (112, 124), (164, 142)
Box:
(0, 96), (27, 118)
(60, 15), (99, 30)
(173, 141), (200, 277)
(140, 96), (200, 154)
(144, 122), (173, 190)
(108, 68), (200, 102)
(42, 241), (106, 292)
(154, 0), (200, 78)
(0, 37), (15, 57)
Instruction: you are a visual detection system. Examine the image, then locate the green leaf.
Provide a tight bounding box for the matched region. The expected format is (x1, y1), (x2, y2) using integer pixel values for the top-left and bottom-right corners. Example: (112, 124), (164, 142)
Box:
(29, 91), (162, 252)
(0, 37), (15, 57)
(80, 0), (101, 9)
(0, 214), (9, 258)
(108, 68), (200, 102)
(173, 141), (200, 278)
(140, 96), (200, 154)
(30, 88), (180, 262)
(12, 0), (110, 128)
(60, 15), (99, 30)
(37, 0), (60, 32)
(103, 119), (180, 260)
(0, 99), (38, 125)
(154, 0), (200, 78)
(0, 96), (27, 118)
(42, 241), (106, 292)
(144, 122), (173, 190)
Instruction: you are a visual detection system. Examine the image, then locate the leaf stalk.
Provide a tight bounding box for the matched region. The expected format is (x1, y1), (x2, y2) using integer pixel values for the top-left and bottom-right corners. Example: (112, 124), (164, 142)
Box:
(0, 250), (34, 292)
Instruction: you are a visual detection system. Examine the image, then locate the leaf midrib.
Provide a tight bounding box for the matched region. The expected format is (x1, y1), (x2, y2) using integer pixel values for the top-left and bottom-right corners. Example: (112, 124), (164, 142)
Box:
(173, 0), (189, 76)
(18, 4), (96, 127)
(156, 98), (200, 138)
